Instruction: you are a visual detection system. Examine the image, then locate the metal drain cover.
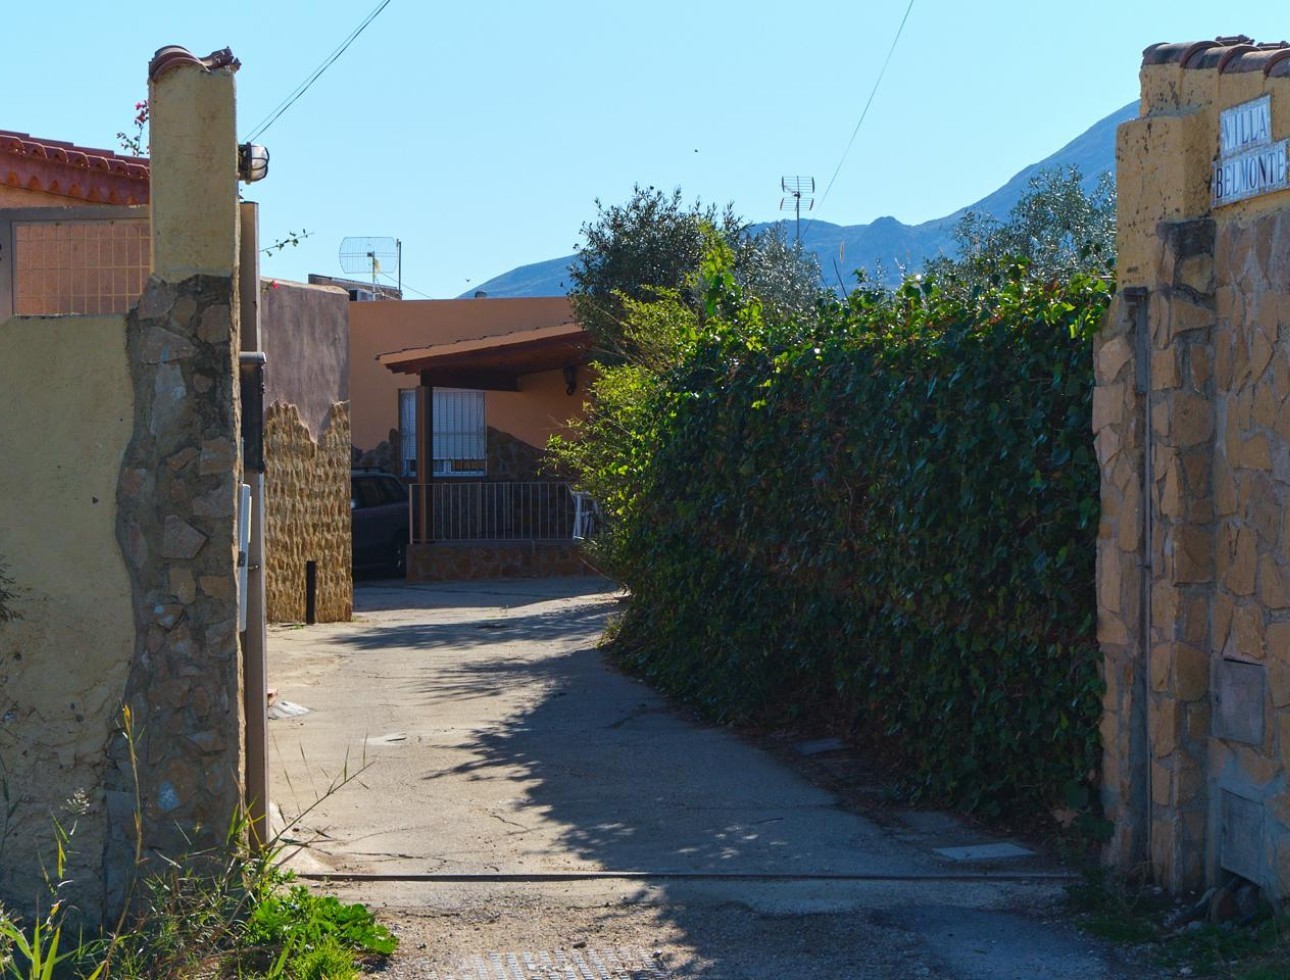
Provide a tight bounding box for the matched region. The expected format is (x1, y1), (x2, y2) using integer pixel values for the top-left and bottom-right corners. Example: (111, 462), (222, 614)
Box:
(422, 946), (672, 979)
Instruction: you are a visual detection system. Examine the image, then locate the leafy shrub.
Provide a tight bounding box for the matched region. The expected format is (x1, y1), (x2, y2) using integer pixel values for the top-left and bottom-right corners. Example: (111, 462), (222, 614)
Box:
(556, 261), (1111, 817)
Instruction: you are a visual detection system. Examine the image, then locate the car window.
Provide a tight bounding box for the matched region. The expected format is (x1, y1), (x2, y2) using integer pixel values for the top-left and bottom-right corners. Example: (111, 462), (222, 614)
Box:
(379, 478), (407, 505)
(353, 477), (384, 509)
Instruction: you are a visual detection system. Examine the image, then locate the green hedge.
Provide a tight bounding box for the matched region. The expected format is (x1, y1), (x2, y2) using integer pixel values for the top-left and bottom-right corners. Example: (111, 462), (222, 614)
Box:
(565, 269), (1111, 816)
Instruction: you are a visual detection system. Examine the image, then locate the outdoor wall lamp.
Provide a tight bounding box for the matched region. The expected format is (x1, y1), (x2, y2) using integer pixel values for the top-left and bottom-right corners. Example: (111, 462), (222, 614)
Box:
(238, 143), (270, 183)
(563, 364), (578, 396)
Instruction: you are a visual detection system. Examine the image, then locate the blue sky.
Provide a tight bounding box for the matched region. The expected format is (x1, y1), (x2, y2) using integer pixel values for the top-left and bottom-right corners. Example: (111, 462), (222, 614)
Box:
(3, 3), (1284, 297)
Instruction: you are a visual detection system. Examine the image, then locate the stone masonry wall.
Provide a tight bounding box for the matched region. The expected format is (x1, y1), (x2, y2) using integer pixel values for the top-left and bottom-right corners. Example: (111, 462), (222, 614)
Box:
(1099, 38), (1290, 897)
(264, 401), (353, 623)
(105, 274), (244, 913)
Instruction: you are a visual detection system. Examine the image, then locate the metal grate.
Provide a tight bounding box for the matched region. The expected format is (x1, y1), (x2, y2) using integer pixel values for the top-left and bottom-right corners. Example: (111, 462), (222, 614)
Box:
(421, 947), (673, 979)
(14, 217), (150, 315)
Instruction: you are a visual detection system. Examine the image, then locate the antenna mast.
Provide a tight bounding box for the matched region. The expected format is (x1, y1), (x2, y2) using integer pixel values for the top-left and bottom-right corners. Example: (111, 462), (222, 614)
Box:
(779, 176), (816, 243)
(338, 237), (401, 297)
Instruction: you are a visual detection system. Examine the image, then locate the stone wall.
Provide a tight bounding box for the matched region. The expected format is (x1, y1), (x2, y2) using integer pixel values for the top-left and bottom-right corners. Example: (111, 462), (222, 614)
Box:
(0, 46), (250, 926)
(264, 402), (353, 622)
(258, 279), (352, 623)
(1099, 37), (1290, 897)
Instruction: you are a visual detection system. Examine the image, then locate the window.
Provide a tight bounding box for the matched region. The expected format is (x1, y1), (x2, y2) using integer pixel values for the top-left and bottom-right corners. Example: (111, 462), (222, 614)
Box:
(398, 388), (487, 478)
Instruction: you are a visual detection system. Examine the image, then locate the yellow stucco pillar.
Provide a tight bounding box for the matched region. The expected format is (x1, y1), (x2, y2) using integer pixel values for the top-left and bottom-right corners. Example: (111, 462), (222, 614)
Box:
(147, 47), (240, 281)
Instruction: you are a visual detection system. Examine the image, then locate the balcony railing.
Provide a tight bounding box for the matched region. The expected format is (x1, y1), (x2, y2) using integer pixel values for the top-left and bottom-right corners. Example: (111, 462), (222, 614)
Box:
(411, 481), (591, 543)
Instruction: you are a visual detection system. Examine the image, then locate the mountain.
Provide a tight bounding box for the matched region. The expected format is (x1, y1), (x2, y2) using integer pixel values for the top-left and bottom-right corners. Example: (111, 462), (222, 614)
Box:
(463, 101), (1138, 299)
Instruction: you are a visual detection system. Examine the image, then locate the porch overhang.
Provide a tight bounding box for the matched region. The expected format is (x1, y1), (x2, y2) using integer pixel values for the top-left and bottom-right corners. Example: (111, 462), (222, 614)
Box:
(377, 321), (592, 391)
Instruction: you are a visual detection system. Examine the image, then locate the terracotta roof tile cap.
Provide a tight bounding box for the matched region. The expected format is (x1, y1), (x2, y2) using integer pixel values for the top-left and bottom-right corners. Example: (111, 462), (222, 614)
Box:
(149, 45), (241, 82)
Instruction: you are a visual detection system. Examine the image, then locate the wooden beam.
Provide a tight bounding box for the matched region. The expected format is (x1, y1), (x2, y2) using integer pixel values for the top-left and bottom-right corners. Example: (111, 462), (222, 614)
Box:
(419, 369), (518, 391)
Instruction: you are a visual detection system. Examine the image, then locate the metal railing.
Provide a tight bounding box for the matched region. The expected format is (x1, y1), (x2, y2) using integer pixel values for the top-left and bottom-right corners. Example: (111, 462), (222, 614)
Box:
(411, 481), (582, 543)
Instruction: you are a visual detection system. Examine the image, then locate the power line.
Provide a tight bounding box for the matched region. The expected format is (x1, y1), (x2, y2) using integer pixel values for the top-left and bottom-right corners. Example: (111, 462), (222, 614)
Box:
(378, 270), (434, 299)
(813, 0), (917, 222)
(243, 0), (394, 143)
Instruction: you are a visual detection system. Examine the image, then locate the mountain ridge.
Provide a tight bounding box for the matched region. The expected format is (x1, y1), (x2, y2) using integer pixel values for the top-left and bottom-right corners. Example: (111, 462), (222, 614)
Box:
(463, 100), (1138, 298)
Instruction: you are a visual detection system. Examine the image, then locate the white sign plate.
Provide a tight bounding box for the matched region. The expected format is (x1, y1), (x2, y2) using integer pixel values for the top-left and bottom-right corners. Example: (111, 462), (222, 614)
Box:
(1219, 94), (1273, 157)
(1213, 139), (1290, 207)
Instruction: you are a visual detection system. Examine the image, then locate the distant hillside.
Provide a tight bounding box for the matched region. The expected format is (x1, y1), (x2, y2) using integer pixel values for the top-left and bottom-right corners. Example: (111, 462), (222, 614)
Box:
(464, 101), (1137, 298)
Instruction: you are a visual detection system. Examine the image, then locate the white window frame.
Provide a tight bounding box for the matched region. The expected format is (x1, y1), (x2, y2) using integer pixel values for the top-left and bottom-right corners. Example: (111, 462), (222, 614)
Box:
(398, 388), (487, 478)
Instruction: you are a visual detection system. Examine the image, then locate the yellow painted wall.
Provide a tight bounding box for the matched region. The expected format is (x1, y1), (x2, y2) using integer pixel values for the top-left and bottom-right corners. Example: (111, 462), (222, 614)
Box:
(1102, 53), (1290, 896)
(0, 313), (134, 909)
(349, 297), (578, 453)
(148, 66), (238, 280)
(0, 186), (86, 207)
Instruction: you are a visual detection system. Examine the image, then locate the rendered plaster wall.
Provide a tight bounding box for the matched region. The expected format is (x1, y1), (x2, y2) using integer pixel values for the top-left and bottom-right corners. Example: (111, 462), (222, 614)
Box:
(0, 47), (247, 928)
(0, 314), (135, 922)
(263, 402), (352, 623)
(0, 185), (90, 206)
(1099, 48), (1290, 896)
(148, 64), (238, 281)
(487, 366), (587, 452)
(348, 296), (575, 451)
(259, 280), (352, 623)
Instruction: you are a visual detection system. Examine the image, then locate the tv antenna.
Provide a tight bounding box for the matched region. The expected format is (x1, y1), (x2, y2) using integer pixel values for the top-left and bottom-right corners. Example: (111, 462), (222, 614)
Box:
(339, 236), (401, 293)
(780, 176), (815, 243)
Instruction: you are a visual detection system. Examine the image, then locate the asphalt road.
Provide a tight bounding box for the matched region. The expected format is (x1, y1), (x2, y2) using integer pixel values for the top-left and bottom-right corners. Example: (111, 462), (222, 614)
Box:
(265, 578), (1155, 979)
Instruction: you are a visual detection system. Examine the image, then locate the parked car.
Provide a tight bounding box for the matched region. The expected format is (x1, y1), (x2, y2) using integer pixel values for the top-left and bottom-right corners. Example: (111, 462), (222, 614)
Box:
(351, 469), (409, 576)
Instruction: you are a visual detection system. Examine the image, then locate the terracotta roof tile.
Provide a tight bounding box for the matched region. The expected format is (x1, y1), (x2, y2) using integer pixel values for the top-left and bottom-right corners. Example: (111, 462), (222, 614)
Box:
(148, 45), (240, 82)
(0, 129), (149, 204)
(1143, 37), (1290, 76)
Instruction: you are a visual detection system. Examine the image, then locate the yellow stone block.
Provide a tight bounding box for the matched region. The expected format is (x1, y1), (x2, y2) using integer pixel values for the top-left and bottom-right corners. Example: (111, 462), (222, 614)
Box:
(1261, 556), (1290, 611)
(1118, 491), (1142, 553)
(1096, 336), (1133, 385)
(1152, 579), (1180, 631)
(1150, 645), (1172, 694)
(1151, 699), (1179, 759)
(1093, 383), (1126, 433)
(1172, 525), (1214, 585)
(1182, 594), (1210, 647)
(1177, 254), (1214, 294)
(1098, 540), (1123, 615)
(1169, 391), (1214, 448)
(1175, 643), (1210, 701)
(1235, 746), (1277, 787)
(1175, 761), (1206, 806)
(1219, 525), (1257, 596)
(1190, 347), (1212, 389)
(1152, 761), (1174, 806)
(1214, 592), (1234, 652)
(1097, 609), (1130, 646)
(1254, 379), (1280, 431)
(1227, 602), (1267, 661)
(1152, 349), (1181, 390)
(1270, 659), (1290, 709)
(1187, 700), (1212, 742)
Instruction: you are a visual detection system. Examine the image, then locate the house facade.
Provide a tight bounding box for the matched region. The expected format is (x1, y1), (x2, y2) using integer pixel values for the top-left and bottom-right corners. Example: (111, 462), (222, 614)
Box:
(347, 296), (593, 579)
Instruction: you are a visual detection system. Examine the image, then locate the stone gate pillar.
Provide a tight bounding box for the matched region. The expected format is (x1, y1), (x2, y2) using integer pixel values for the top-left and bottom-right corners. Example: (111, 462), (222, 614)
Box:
(105, 46), (246, 914)
(1100, 36), (1290, 897)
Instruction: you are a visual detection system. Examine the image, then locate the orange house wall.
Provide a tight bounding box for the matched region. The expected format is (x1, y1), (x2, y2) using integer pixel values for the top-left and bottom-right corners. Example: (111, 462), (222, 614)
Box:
(349, 296), (584, 453)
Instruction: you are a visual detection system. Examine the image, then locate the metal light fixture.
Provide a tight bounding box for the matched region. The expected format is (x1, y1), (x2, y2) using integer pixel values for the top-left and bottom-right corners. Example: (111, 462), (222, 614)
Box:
(238, 143), (270, 183)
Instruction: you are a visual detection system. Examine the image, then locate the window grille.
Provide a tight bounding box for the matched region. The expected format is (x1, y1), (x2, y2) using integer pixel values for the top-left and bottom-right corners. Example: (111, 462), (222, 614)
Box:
(398, 388), (487, 478)
(13, 217), (150, 315)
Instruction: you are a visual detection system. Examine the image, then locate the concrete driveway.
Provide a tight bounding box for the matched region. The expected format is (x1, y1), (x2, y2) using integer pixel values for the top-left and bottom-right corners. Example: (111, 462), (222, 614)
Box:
(266, 578), (1154, 980)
